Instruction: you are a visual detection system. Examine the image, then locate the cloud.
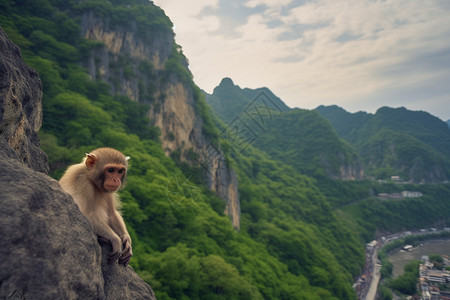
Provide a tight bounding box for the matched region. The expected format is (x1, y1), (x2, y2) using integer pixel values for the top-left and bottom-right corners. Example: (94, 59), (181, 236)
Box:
(154, 0), (220, 35)
(267, 1), (450, 106)
(153, 0), (450, 120)
(245, 0), (292, 8)
(197, 0), (269, 38)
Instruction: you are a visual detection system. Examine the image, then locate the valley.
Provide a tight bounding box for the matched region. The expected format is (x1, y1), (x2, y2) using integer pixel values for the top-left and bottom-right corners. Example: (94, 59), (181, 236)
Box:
(358, 231), (450, 300)
(389, 240), (450, 278)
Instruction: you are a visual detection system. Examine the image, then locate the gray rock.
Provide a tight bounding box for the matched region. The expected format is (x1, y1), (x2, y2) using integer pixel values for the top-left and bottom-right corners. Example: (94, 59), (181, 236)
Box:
(0, 27), (49, 173)
(0, 143), (157, 299)
(0, 144), (105, 299)
(99, 240), (156, 300)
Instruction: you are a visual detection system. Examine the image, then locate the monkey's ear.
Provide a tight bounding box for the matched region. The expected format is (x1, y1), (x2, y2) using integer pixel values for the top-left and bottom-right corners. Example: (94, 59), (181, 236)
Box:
(85, 153), (97, 169)
(125, 156), (131, 161)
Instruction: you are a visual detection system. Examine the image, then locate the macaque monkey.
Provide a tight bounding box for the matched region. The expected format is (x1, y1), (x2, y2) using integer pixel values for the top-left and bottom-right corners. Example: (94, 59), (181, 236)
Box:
(59, 147), (132, 265)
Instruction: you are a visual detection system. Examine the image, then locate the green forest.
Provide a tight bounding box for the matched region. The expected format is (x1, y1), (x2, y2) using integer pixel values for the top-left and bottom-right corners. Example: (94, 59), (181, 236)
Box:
(1, 0), (450, 299)
(315, 105), (450, 182)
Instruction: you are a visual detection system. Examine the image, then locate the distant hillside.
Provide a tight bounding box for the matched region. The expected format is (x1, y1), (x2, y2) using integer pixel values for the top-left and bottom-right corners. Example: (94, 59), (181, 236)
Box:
(447, 119), (450, 129)
(251, 109), (363, 179)
(316, 105), (450, 182)
(314, 105), (371, 145)
(206, 79), (363, 180)
(205, 77), (290, 123)
(208, 82), (450, 183)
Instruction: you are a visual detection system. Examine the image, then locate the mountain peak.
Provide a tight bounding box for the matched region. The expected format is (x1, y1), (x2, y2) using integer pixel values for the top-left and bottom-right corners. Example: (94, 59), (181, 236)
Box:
(315, 105), (347, 113)
(207, 77), (290, 123)
(219, 77), (235, 87)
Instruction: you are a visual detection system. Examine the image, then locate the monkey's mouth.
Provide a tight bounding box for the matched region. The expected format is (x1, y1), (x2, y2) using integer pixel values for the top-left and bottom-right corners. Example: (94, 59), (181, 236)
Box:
(104, 184), (120, 192)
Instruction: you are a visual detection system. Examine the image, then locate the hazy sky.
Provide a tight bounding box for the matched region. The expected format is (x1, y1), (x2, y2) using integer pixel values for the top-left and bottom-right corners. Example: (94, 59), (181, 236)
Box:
(153, 0), (450, 121)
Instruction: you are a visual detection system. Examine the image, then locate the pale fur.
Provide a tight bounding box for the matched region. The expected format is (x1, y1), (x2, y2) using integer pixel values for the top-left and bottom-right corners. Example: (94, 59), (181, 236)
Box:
(59, 148), (132, 264)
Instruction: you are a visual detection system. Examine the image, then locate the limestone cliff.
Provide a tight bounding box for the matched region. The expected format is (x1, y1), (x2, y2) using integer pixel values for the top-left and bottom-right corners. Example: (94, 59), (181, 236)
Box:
(78, 5), (241, 228)
(79, 10), (173, 101)
(339, 163), (365, 180)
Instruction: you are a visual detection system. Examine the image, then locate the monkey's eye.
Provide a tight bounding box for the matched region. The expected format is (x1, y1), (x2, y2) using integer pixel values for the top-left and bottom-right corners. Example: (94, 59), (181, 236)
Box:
(107, 168), (115, 173)
(118, 169), (124, 174)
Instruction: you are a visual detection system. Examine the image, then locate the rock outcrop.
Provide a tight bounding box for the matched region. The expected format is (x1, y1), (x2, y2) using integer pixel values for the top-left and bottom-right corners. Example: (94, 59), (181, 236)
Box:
(0, 143), (104, 299)
(205, 159), (241, 229)
(79, 10), (173, 102)
(0, 27), (49, 173)
(0, 28), (156, 299)
(0, 143), (156, 299)
(99, 239), (156, 299)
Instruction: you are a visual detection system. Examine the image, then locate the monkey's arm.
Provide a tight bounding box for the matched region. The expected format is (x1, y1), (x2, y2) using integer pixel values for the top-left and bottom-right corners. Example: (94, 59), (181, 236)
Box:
(87, 212), (123, 264)
(108, 210), (132, 266)
(108, 195), (133, 265)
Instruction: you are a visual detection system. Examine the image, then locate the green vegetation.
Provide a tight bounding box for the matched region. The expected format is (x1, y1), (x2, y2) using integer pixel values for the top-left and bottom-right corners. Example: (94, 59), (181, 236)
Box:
(359, 128), (450, 181)
(376, 234), (450, 299)
(0, 1), (365, 299)
(341, 185), (450, 238)
(429, 254), (444, 269)
(316, 105), (450, 182)
(2, 0), (449, 299)
(378, 285), (393, 300)
(251, 109), (360, 179)
(377, 231), (450, 298)
(389, 260), (420, 295)
(234, 145), (364, 294)
(207, 80), (450, 239)
(75, 0), (172, 40)
(206, 80), (361, 180)
(205, 78), (255, 123)
(205, 77), (289, 124)
(315, 105), (371, 145)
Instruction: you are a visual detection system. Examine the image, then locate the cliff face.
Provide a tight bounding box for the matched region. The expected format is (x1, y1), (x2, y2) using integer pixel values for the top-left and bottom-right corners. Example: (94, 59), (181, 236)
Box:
(339, 163), (365, 180)
(0, 27), (49, 173)
(78, 7), (241, 228)
(149, 81), (200, 156)
(80, 10), (173, 101)
(0, 27), (156, 299)
(206, 163), (240, 229)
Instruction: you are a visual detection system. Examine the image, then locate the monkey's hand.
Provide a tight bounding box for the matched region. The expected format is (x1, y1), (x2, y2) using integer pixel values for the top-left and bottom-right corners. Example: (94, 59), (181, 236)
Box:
(107, 235), (123, 265)
(98, 235), (123, 264)
(119, 235), (133, 266)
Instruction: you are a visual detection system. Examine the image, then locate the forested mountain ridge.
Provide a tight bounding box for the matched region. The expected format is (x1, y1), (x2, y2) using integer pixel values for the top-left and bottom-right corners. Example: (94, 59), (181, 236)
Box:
(207, 78), (450, 183)
(206, 77), (290, 124)
(205, 78), (450, 236)
(316, 105), (450, 182)
(251, 109), (364, 180)
(314, 105), (372, 145)
(206, 78), (364, 180)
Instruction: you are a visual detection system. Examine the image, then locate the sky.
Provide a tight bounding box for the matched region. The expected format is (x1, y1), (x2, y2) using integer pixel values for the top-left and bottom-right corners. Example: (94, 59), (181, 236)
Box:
(152, 0), (450, 121)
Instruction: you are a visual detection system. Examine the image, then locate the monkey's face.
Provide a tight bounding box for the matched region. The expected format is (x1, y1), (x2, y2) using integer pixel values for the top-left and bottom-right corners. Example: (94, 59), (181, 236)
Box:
(101, 164), (127, 192)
